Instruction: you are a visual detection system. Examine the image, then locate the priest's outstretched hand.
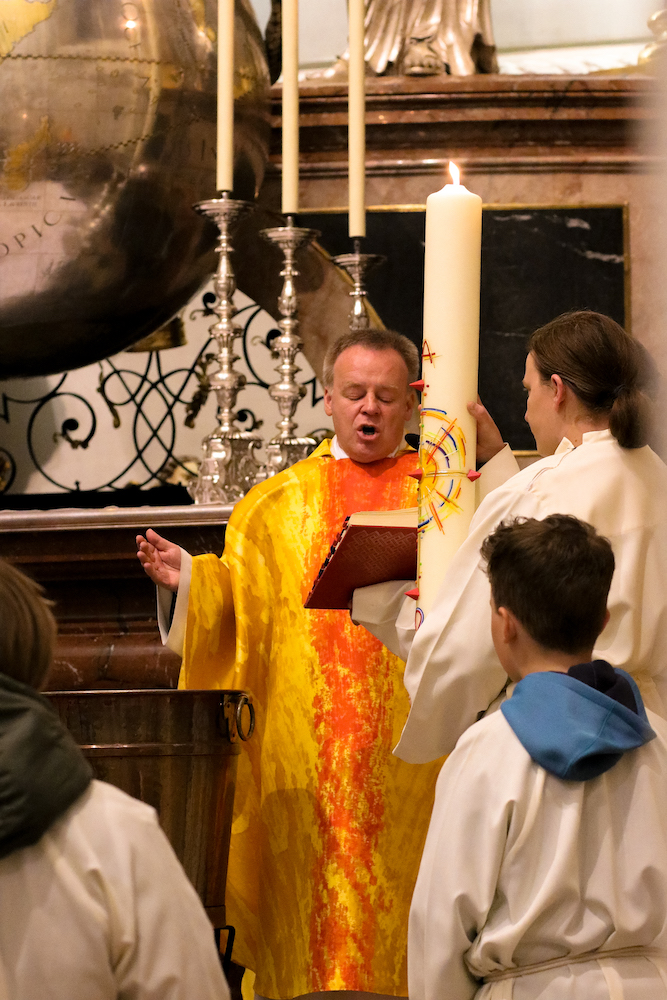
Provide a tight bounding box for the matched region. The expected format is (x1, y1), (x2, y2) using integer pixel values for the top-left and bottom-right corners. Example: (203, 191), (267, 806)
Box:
(136, 528), (181, 592)
(468, 397), (505, 464)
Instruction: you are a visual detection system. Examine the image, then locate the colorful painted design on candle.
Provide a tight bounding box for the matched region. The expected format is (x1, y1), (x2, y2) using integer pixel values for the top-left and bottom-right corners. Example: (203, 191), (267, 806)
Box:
(417, 405), (467, 535)
(416, 404), (472, 627)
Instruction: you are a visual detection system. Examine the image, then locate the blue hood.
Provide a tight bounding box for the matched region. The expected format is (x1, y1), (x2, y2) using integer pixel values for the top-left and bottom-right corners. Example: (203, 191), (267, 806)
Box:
(501, 666), (656, 781)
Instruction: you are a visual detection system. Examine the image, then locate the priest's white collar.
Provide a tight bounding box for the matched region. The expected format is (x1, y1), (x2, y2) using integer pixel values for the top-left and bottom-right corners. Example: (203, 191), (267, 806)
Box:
(330, 435), (348, 460)
(329, 435), (403, 461)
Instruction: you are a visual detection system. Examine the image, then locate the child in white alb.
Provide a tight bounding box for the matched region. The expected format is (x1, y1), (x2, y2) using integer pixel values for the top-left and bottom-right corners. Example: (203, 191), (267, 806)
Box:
(409, 514), (667, 1000)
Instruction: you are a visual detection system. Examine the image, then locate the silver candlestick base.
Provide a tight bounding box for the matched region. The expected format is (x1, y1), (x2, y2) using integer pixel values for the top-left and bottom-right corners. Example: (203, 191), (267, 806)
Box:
(332, 243), (386, 331)
(260, 217), (319, 478)
(189, 193), (264, 504)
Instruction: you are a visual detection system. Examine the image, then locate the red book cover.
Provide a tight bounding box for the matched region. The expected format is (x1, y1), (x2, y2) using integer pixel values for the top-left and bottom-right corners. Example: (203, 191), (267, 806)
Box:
(305, 508), (418, 610)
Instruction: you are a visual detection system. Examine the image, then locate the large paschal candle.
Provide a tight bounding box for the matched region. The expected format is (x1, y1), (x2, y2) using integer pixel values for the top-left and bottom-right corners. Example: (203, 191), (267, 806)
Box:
(415, 163), (482, 622)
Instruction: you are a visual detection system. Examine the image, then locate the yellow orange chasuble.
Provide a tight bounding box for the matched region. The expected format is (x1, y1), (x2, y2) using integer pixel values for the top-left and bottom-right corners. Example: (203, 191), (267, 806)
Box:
(180, 440), (443, 999)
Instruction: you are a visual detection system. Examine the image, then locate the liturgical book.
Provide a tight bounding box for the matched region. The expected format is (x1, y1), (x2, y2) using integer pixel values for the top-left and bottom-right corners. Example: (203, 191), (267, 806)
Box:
(305, 508), (418, 610)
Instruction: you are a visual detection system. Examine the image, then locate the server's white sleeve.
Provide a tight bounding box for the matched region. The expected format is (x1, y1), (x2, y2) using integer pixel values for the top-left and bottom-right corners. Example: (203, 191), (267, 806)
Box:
(475, 444), (520, 503)
(156, 549), (192, 657)
(350, 581), (414, 659)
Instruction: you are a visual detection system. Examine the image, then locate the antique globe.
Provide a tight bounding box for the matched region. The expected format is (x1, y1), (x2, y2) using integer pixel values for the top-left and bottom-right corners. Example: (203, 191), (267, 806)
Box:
(0, 0), (270, 378)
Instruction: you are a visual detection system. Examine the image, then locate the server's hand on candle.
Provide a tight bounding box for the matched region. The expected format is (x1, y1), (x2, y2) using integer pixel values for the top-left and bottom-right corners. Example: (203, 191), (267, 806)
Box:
(467, 397), (505, 463)
(136, 528), (181, 592)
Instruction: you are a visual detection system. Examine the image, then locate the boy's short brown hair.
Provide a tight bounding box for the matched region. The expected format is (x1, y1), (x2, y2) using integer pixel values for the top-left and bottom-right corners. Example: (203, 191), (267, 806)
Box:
(481, 515), (615, 654)
(0, 560), (57, 689)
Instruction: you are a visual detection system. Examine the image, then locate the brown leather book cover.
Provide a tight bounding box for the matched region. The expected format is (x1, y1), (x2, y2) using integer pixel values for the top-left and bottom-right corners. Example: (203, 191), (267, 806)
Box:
(305, 508), (418, 610)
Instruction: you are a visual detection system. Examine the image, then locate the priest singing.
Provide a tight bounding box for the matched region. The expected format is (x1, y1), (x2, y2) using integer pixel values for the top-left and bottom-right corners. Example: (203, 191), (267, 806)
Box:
(136, 329), (469, 1000)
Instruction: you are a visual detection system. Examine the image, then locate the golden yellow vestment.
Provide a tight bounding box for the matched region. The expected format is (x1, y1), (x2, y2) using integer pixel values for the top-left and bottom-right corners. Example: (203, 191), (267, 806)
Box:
(179, 440), (443, 999)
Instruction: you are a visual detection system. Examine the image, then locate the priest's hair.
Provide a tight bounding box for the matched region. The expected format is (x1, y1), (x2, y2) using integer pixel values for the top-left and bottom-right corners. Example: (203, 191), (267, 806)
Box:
(0, 559), (57, 690)
(322, 329), (420, 388)
(482, 514), (615, 655)
(528, 310), (656, 450)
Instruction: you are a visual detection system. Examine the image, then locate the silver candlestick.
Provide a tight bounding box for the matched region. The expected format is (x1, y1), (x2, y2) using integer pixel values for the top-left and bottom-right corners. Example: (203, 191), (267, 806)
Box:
(189, 193), (263, 504)
(332, 241), (386, 331)
(260, 217), (319, 477)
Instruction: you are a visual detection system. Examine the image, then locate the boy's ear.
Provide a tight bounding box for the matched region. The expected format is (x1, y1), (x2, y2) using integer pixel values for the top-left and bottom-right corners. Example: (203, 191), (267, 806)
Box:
(550, 373), (567, 410)
(498, 605), (518, 644)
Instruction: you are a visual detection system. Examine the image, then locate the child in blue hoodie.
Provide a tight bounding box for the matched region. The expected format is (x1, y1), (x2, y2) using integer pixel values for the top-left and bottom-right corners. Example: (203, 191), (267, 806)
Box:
(409, 514), (667, 1000)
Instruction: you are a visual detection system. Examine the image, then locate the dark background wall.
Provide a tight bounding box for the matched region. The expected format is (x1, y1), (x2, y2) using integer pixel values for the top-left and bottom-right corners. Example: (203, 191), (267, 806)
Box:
(297, 206), (627, 451)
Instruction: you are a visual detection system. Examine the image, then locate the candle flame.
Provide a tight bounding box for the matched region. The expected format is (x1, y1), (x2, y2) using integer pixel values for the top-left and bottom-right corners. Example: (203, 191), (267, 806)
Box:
(449, 161), (460, 185)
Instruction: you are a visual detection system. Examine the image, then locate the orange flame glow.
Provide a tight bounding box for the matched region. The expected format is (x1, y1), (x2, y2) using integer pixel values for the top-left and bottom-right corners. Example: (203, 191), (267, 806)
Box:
(448, 161), (460, 185)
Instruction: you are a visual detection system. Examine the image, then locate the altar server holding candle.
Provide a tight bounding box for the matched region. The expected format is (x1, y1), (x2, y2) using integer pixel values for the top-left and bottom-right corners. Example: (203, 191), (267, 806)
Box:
(352, 310), (667, 764)
(416, 162), (482, 621)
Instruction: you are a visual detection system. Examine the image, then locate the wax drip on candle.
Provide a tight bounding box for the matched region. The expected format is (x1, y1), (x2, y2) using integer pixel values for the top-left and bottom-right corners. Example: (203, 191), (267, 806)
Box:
(449, 161), (460, 186)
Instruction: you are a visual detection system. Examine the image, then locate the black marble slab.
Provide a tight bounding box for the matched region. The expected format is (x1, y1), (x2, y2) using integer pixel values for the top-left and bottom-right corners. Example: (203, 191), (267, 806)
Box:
(297, 205), (627, 451)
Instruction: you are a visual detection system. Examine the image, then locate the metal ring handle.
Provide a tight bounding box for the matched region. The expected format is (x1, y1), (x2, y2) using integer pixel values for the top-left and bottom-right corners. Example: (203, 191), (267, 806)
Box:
(235, 694), (255, 741)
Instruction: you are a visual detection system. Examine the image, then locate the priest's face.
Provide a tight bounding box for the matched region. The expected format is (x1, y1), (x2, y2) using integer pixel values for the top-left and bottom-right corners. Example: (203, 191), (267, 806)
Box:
(323, 346), (415, 463)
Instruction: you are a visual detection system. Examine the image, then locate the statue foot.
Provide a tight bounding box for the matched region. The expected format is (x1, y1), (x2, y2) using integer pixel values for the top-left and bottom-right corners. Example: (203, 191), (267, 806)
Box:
(402, 38), (447, 76)
(315, 55), (379, 80)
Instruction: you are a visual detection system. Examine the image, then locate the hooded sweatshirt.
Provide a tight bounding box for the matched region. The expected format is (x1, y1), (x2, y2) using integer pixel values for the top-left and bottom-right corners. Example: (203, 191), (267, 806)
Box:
(501, 659), (656, 780)
(0, 672), (92, 858)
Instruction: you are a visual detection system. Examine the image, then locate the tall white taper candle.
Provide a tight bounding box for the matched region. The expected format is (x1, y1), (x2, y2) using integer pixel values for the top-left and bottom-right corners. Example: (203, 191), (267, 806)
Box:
(348, 0), (366, 238)
(216, 0), (235, 192)
(416, 162), (482, 623)
(281, 0), (299, 214)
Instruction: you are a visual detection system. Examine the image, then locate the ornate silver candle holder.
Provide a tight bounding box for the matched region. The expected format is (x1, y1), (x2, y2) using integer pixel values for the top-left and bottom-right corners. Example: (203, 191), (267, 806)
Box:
(332, 242), (386, 331)
(188, 193), (264, 505)
(260, 217), (319, 477)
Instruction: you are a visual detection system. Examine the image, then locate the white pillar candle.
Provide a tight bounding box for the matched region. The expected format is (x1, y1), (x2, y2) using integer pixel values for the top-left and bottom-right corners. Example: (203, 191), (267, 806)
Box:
(348, 0), (365, 238)
(216, 0), (235, 192)
(416, 162), (482, 623)
(281, 0), (299, 214)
